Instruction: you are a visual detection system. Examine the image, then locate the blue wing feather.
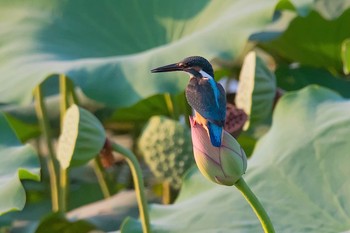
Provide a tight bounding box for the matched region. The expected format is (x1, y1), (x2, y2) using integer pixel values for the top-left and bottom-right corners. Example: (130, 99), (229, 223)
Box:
(207, 121), (223, 147)
(185, 77), (226, 125)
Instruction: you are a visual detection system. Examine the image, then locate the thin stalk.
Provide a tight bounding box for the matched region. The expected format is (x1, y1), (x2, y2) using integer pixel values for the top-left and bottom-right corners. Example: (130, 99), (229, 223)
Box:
(111, 142), (150, 233)
(59, 74), (70, 124)
(59, 167), (67, 212)
(93, 157), (112, 198)
(66, 77), (79, 105)
(164, 93), (178, 119)
(162, 181), (171, 205)
(70, 84), (79, 104)
(179, 91), (192, 127)
(34, 85), (59, 212)
(34, 138), (46, 177)
(234, 178), (275, 233)
(59, 74), (70, 212)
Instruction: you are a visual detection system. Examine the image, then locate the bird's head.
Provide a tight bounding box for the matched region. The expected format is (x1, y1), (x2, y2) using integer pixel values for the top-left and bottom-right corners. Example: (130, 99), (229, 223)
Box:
(151, 56), (214, 79)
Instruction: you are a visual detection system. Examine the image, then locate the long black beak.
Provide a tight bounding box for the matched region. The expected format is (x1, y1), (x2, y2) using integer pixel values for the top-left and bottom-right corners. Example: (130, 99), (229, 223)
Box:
(151, 63), (183, 73)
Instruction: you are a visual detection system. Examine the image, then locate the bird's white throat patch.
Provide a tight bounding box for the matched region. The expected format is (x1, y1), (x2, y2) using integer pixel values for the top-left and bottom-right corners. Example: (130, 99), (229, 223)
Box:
(199, 70), (220, 108)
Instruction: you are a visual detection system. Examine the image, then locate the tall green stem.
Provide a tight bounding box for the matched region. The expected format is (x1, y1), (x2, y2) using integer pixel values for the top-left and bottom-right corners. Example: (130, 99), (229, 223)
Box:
(59, 74), (70, 124)
(59, 167), (67, 212)
(34, 85), (59, 212)
(164, 93), (179, 120)
(179, 91), (192, 127)
(162, 181), (171, 205)
(93, 157), (112, 198)
(111, 142), (150, 233)
(59, 74), (69, 212)
(234, 178), (275, 233)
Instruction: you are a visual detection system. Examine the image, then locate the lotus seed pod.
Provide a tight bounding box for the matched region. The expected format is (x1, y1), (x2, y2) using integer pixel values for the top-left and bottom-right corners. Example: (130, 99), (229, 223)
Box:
(138, 116), (194, 189)
(224, 103), (248, 138)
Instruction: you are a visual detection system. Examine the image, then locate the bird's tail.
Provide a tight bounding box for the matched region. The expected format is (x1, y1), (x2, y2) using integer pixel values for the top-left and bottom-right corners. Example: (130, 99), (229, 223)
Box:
(207, 122), (223, 147)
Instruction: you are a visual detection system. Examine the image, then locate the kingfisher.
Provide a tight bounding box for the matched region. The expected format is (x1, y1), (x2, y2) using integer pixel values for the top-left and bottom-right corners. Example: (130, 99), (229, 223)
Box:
(151, 56), (226, 147)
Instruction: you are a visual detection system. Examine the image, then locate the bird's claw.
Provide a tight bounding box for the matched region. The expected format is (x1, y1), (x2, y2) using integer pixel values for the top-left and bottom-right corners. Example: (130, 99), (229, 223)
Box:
(189, 116), (198, 127)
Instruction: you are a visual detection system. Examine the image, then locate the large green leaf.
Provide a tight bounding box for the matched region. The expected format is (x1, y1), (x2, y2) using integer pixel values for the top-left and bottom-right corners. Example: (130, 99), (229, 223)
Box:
(235, 51), (276, 130)
(121, 85), (350, 233)
(0, 112), (41, 215)
(0, 0), (307, 108)
(275, 63), (350, 97)
(251, 6), (350, 75)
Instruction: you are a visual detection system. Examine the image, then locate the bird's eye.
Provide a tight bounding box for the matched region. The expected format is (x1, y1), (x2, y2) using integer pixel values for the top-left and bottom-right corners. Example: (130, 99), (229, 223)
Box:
(180, 63), (188, 68)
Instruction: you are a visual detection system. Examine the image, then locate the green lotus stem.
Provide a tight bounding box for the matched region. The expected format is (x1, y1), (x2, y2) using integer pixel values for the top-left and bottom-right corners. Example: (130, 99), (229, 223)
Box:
(111, 142), (150, 233)
(59, 167), (68, 212)
(234, 178), (275, 233)
(164, 93), (181, 120)
(59, 74), (69, 212)
(65, 75), (79, 105)
(93, 157), (112, 198)
(59, 74), (70, 124)
(34, 85), (59, 212)
(68, 81), (79, 105)
(161, 181), (177, 205)
(164, 93), (176, 119)
(180, 92), (192, 127)
(162, 181), (171, 205)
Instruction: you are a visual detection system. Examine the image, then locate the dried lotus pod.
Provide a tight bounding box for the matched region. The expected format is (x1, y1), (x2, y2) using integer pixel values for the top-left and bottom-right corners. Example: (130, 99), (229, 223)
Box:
(224, 103), (248, 138)
(99, 139), (115, 168)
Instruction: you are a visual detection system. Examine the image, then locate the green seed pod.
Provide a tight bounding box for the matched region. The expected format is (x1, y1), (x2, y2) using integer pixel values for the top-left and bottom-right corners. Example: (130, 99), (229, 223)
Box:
(57, 105), (106, 169)
(138, 116), (193, 189)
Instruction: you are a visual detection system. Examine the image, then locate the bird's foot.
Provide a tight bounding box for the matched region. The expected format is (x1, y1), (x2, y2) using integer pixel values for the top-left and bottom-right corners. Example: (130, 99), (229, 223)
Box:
(189, 116), (197, 127)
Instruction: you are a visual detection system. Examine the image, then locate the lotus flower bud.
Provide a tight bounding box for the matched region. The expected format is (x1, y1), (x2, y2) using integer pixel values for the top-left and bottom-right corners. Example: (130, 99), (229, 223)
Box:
(190, 117), (247, 186)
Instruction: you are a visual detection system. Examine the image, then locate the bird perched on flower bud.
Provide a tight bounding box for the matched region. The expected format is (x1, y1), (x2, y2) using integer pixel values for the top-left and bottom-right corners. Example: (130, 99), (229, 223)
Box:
(189, 117), (247, 186)
(151, 56), (226, 147)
